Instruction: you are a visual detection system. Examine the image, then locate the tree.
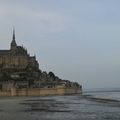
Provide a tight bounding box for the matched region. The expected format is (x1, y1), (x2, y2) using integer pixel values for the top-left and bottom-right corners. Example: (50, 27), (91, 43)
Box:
(48, 71), (55, 78)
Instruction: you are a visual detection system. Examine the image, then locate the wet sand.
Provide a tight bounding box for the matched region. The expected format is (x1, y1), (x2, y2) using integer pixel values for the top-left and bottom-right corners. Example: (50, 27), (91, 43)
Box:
(0, 94), (120, 120)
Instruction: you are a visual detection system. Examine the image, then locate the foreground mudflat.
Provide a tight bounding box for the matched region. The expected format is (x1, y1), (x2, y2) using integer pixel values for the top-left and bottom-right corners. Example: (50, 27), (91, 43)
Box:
(0, 93), (120, 120)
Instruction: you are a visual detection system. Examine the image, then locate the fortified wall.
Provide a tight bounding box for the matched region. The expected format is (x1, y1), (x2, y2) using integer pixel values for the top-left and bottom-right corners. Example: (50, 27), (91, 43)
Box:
(0, 86), (82, 96)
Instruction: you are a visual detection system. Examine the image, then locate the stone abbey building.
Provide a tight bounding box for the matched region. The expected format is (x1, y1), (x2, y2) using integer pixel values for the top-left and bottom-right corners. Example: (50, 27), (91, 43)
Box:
(0, 30), (39, 70)
(0, 30), (81, 92)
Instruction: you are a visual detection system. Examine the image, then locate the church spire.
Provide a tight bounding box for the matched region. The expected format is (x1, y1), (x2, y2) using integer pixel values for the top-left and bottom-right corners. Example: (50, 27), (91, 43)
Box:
(10, 28), (17, 50)
(13, 28), (15, 41)
(11, 28), (17, 47)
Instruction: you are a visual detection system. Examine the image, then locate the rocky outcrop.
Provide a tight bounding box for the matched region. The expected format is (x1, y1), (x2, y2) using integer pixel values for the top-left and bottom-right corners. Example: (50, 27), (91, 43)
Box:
(0, 30), (82, 93)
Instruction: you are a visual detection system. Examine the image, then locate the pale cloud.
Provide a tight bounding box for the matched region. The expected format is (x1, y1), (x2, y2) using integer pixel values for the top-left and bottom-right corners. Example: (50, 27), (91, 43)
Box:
(0, 3), (67, 32)
(0, 7), (7, 26)
(23, 10), (67, 32)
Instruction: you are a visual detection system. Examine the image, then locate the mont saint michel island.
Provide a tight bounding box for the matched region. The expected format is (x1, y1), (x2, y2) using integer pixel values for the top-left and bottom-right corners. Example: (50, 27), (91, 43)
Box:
(0, 30), (82, 96)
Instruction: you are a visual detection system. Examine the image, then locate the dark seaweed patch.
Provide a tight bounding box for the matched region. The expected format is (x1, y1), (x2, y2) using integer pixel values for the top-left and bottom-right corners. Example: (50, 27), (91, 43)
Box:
(20, 98), (72, 113)
(25, 108), (71, 112)
(82, 94), (120, 107)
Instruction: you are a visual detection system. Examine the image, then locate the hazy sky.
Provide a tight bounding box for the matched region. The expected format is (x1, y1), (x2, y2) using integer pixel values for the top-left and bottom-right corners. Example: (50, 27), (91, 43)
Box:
(0, 0), (120, 89)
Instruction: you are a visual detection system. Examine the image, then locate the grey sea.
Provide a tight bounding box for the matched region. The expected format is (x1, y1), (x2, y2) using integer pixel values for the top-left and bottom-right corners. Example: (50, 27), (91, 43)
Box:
(0, 90), (120, 120)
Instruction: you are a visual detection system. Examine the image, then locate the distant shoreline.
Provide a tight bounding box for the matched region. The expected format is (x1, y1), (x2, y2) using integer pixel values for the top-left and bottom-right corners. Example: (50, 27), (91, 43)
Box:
(83, 88), (120, 93)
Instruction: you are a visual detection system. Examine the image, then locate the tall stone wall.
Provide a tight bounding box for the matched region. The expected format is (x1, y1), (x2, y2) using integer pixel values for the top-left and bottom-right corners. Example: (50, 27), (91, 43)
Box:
(0, 87), (82, 96)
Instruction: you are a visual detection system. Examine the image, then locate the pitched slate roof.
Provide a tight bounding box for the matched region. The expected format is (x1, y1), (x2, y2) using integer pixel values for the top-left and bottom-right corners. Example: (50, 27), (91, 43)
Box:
(0, 50), (9, 55)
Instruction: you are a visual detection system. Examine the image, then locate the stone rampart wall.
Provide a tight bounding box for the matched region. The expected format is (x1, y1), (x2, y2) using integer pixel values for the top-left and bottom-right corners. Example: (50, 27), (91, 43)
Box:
(0, 87), (82, 96)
